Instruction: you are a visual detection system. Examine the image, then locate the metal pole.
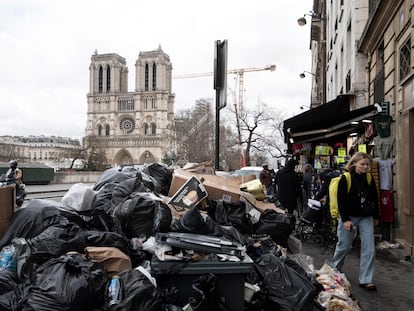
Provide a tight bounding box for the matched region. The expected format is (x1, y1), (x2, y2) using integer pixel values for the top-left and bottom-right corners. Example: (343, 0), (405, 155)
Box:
(215, 89), (220, 170)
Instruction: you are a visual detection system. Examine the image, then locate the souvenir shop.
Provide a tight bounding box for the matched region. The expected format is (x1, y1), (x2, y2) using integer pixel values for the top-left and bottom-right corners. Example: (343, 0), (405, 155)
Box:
(283, 96), (395, 241)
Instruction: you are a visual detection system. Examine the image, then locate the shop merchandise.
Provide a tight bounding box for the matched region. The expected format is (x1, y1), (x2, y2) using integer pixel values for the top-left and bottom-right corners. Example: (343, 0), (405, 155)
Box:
(375, 158), (394, 190)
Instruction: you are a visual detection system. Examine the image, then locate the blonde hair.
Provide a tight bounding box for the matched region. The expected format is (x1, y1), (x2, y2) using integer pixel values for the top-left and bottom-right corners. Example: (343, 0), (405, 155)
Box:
(344, 152), (372, 171)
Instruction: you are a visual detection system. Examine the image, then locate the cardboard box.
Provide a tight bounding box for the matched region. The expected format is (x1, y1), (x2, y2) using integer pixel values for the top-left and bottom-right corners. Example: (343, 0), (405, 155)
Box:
(169, 169), (254, 203)
(0, 184), (15, 238)
(167, 176), (208, 209)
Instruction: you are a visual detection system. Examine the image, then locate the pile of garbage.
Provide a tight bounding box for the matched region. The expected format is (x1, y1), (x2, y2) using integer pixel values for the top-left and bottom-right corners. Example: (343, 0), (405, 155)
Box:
(0, 163), (358, 310)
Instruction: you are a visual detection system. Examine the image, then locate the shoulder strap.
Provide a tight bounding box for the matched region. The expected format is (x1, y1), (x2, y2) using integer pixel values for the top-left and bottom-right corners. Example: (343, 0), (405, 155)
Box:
(345, 171), (372, 193)
(343, 172), (352, 193)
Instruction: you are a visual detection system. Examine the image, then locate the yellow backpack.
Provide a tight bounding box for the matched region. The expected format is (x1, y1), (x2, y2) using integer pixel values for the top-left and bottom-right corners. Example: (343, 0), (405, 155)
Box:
(328, 172), (372, 219)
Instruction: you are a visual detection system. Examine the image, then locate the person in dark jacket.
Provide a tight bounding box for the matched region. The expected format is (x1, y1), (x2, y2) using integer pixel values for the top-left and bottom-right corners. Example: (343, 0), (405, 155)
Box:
(260, 164), (274, 197)
(275, 159), (301, 215)
(332, 152), (379, 291)
(302, 164), (313, 204)
(314, 169), (340, 201)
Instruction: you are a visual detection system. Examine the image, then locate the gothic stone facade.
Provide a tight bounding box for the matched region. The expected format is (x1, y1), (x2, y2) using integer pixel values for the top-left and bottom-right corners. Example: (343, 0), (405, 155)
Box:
(85, 46), (175, 166)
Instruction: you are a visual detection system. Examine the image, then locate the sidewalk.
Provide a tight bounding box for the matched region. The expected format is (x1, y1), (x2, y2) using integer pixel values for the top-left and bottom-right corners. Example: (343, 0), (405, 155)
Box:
(301, 239), (414, 311)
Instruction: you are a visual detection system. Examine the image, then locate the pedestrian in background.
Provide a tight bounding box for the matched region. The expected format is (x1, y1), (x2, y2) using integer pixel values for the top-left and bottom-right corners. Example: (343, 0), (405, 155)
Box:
(275, 159), (302, 216)
(332, 152), (379, 291)
(5, 160), (23, 186)
(260, 164), (275, 198)
(302, 164), (314, 206)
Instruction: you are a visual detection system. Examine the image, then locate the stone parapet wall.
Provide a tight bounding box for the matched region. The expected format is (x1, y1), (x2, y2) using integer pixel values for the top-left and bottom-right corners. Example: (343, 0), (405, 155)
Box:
(53, 171), (101, 184)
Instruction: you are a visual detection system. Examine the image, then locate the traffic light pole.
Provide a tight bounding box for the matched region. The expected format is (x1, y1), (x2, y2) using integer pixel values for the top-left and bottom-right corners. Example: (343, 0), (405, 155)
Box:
(215, 89), (221, 170)
(214, 40), (227, 170)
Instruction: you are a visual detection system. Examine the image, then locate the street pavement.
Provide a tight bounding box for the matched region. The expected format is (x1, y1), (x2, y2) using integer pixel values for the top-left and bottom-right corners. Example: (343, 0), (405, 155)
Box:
(301, 238), (414, 311)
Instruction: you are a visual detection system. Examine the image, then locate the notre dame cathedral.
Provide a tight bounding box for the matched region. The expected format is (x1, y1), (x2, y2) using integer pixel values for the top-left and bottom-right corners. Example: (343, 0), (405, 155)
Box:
(84, 45), (175, 166)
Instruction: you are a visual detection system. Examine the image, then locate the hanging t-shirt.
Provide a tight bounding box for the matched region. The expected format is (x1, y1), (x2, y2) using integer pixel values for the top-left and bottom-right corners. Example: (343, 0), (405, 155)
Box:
(375, 158), (394, 190)
(374, 135), (394, 160)
(380, 190), (394, 223)
(374, 114), (392, 138)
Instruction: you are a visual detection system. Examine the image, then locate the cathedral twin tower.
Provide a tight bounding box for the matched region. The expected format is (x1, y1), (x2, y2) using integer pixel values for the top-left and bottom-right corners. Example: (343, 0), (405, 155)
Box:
(85, 46), (175, 166)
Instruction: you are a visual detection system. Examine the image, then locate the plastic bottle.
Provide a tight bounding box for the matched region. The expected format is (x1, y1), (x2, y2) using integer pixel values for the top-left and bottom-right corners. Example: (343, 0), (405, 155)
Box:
(0, 245), (17, 272)
(108, 275), (121, 307)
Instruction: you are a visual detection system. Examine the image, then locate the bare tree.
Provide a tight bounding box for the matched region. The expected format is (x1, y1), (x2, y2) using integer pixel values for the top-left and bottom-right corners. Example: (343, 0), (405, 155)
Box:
(224, 101), (287, 166)
(82, 135), (109, 171)
(174, 99), (215, 163)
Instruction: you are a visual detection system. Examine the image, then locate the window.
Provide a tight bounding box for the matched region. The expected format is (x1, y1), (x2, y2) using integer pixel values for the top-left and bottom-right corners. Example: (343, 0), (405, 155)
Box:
(105, 125), (110, 136)
(152, 63), (157, 90)
(120, 118), (135, 134)
(98, 124), (102, 136)
(345, 70), (351, 93)
(106, 66), (111, 93)
(399, 37), (411, 81)
(151, 123), (156, 135)
(144, 123), (149, 135)
(98, 66), (103, 93)
(145, 64), (149, 91)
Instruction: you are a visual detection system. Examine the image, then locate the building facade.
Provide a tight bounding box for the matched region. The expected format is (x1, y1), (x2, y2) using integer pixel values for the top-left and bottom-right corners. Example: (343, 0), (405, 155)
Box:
(85, 46), (175, 166)
(326, 0), (369, 109)
(359, 0), (414, 255)
(285, 0), (414, 256)
(0, 135), (81, 169)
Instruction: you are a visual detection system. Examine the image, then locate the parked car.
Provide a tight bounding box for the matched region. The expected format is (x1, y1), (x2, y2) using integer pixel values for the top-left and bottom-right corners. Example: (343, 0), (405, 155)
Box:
(232, 166), (263, 179)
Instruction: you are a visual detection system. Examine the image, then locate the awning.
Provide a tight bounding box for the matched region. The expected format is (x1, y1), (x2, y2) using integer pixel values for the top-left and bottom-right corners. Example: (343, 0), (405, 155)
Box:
(283, 95), (378, 144)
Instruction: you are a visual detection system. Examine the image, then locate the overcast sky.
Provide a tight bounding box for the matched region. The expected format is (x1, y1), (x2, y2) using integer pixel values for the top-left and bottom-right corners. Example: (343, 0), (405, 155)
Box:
(0, 0), (313, 141)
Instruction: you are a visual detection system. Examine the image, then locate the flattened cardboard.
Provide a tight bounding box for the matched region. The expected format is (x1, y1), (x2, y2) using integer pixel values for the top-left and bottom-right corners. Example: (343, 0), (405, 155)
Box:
(168, 176), (208, 209)
(0, 184), (15, 237)
(168, 169), (251, 203)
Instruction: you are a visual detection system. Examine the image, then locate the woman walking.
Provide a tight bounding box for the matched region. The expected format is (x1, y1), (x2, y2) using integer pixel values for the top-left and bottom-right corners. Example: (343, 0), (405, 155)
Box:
(332, 152), (379, 291)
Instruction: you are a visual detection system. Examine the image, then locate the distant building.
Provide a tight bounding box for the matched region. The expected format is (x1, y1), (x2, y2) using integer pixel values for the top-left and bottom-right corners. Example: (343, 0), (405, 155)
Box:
(0, 135), (81, 170)
(84, 45), (175, 166)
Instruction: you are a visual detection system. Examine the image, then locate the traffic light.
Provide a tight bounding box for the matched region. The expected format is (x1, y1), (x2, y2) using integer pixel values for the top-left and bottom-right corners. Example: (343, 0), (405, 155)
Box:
(214, 40), (227, 109)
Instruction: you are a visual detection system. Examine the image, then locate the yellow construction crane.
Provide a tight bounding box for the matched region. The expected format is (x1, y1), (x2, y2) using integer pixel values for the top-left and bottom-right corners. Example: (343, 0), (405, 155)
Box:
(174, 64), (276, 167)
(173, 64), (276, 112)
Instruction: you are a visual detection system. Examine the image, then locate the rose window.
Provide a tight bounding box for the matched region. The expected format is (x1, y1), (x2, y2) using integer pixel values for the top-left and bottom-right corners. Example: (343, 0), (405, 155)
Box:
(120, 118), (135, 134)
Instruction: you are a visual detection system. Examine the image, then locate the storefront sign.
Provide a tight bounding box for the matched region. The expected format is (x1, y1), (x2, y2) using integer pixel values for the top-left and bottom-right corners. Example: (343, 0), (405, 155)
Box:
(315, 146), (330, 156)
(338, 148), (346, 157)
(358, 144), (367, 153)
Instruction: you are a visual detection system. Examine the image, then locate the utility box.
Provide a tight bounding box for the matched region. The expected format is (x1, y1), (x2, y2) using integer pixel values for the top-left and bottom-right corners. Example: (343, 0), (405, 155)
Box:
(0, 184), (15, 238)
(151, 256), (254, 311)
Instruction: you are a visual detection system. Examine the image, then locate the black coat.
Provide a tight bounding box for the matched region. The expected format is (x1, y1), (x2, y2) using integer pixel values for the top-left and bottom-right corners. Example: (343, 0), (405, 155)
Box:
(276, 161), (301, 213)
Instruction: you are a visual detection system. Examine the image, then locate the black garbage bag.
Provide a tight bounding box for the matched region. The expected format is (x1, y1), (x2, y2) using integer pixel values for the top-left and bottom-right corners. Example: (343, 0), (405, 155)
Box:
(254, 253), (320, 311)
(170, 207), (244, 244)
(111, 176), (147, 207)
(0, 269), (22, 310)
(0, 202), (72, 249)
(19, 253), (107, 311)
(141, 172), (162, 194)
(27, 225), (130, 263)
(189, 273), (229, 311)
(93, 182), (119, 212)
(107, 267), (162, 311)
(113, 192), (172, 240)
(0, 290), (20, 311)
(141, 163), (173, 196)
(93, 167), (134, 191)
(207, 200), (254, 235)
(76, 208), (122, 233)
(170, 206), (211, 234)
(254, 209), (293, 248)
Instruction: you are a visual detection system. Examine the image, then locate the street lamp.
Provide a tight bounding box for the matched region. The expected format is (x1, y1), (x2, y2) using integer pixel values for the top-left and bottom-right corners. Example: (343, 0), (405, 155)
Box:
(299, 71), (317, 79)
(297, 12), (326, 26)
